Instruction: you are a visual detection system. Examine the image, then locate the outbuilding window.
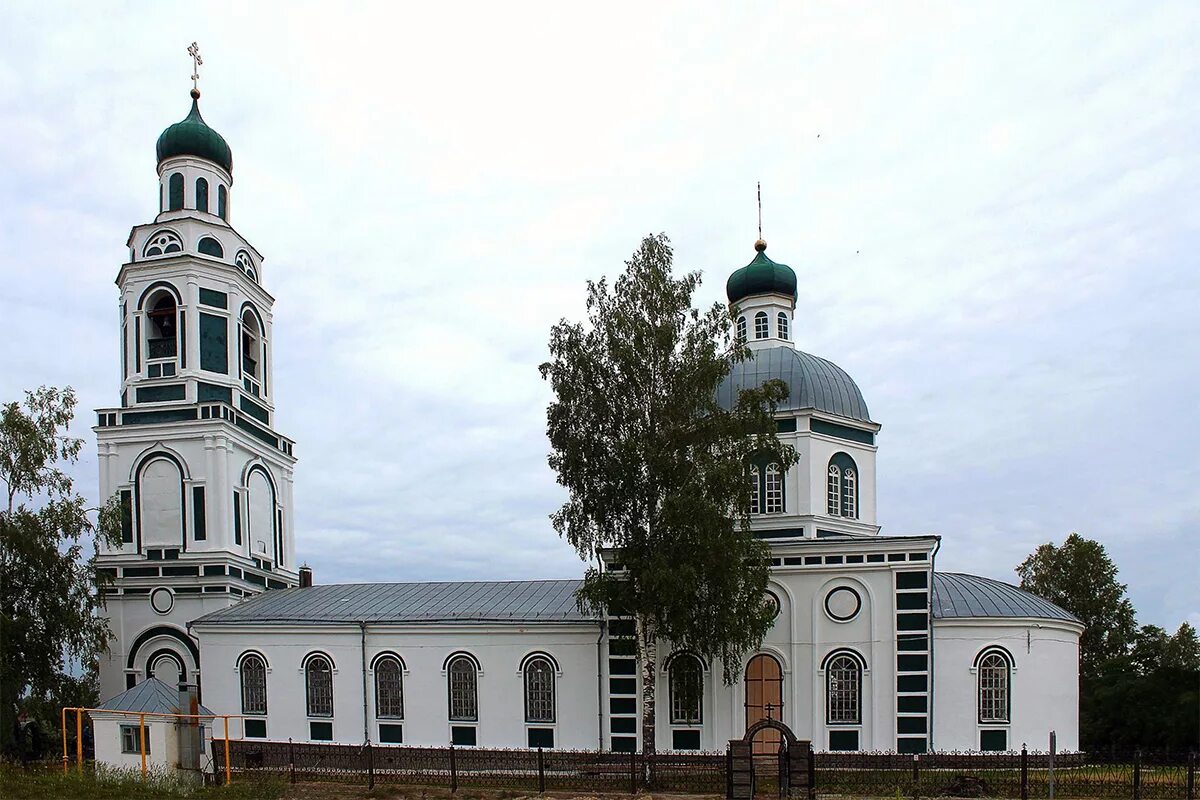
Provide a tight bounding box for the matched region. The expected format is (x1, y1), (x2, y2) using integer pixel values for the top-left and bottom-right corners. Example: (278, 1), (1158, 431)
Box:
(120, 724), (151, 754)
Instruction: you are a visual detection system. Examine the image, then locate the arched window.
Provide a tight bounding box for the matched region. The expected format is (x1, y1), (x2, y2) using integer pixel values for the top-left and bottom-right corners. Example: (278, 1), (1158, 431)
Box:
(241, 308), (263, 394)
(748, 465), (760, 514)
(828, 453), (858, 519)
(765, 464), (783, 513)
(827, 465), (841, 516)
(235, 251), (257, 281)
(777, 312), (789, 340)
(198, 236), (224, 258)
(240, 654), (267, 715)
(825, 651), (863, 725)
(447, 655), (478, 721)
(669, 654), (703, 724)
(218, 185), (228, 220)
(736, 316), (747, 343)
(375, 656), (404, 719)
(196, 178), (209, 212)
(843, 469), (857, 518)
(146, 293), (178, 360)
(754, 311), (769, 339)
(143, 230), (183, 258)
(523, 656), (555, 723)
(168, 173), (184, 210)
(977, 649), (1011, 723)
(305, 655), (333, 717)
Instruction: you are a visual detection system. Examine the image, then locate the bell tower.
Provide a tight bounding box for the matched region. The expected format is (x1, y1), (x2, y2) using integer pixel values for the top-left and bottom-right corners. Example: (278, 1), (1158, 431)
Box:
(95, 57), (297, 702)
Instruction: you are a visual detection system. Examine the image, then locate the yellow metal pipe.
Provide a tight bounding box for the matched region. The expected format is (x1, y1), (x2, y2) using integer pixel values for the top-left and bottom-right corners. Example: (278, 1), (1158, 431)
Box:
(223, 716), (231, 786)
(139, 712), (147, 778)
(61, 707), (68, 773)
(75, 709), (83, 773)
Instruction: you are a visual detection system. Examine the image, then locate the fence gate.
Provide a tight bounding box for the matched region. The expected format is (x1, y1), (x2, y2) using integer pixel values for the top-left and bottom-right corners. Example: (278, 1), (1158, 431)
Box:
(727, 719), (812, 800)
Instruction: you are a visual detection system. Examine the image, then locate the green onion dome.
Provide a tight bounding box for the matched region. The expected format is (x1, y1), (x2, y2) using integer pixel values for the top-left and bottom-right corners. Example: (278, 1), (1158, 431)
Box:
(725, 240), (797, 304)
(156, 90), (233, 174)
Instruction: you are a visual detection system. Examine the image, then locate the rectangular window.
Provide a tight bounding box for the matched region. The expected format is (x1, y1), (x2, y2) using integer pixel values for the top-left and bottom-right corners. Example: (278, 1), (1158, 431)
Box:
(379, 723), (403, 744)
(611, 736), (636, 753)
(610, 717), (637, 734)
(609, 658), (636, 675)
(610, 678), (636, 695)
(244, 719), (266, 738)
(610, 697), (636, 715)
(672, 730), (701, 751)
(527, 728), (554, 749)
(233, 493), (242, 546)
(119, 490), (134, 544)
(199, 312), (228, 374)
(828, 730), (858, 752)
(192, 486), (206, 541)
(120, 725), (150, 754)
(450, 725), (476, 746)
(980, 729), (1008, 751)
(749, 466), (761, 514)
(896, 571), (929, 589)
(309, 721), (333, 741)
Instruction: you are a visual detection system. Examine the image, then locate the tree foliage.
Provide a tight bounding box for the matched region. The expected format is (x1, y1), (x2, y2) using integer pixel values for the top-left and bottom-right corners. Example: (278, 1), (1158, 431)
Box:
(1016, 532), (1198, 749)
(541, 234), (795, 755)
(1015, 532), (1137, 678)
(0, 387), (121, 755)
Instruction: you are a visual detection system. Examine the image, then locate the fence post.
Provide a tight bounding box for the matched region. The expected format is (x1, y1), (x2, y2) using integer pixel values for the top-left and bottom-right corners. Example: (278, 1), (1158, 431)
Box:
(367, 742), (374, 790)
(537, 746), (545, 793)
(450, 745), (458, 793)
(726, 746), (733, 800)
(1021, 745), (1028, 800)
(1186, 751), (1195, 800)
(1133, 749), (1141, 800)
(288, 738), (296, 784)
(808, 742), (816, 799)
(630, 748), (637, 795)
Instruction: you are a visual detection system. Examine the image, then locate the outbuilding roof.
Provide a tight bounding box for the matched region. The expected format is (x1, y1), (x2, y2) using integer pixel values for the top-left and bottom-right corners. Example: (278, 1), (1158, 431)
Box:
(192, 579), (595, 626)
(94, 677), (213, 716)
(931, 572), (1080, 623)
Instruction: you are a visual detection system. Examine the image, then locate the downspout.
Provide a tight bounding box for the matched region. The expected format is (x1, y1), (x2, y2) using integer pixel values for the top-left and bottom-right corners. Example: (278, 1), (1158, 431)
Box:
(927, 536), (941, 752)
(360, 621), (370, 744)
(596, 620), (607, 750)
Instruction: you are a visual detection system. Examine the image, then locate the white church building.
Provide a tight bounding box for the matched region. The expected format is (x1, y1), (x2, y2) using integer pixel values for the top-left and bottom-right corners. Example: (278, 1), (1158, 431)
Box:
(94, 87), (1082, 758)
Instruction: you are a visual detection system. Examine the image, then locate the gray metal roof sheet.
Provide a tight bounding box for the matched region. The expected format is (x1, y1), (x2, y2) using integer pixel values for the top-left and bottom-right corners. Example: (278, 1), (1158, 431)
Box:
(192, 579), (596, 626)
(932, 572), (1080, 623)
(95, 677), (214, 716)
(716, 346), (872, 423)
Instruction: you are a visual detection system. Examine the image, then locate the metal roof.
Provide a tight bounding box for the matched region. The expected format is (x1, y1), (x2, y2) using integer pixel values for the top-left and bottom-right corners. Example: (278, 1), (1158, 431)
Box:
(716, 346), (872, 423)
(931, 572), (1080, 623)
(192, 579), (596, 626)
(94, 677), (213, 716)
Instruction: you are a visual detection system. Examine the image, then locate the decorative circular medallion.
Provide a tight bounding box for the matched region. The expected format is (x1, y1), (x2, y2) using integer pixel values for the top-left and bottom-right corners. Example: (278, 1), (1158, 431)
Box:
(150, 587), (174, 615)
(764, 591), (781, 620)
(824, 587), (861, 622)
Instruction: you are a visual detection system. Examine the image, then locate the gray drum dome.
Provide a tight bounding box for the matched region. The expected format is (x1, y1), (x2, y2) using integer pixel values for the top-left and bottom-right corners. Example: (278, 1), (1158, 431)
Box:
(932, 572), (1080, 623)
(717, 346), (872, 423)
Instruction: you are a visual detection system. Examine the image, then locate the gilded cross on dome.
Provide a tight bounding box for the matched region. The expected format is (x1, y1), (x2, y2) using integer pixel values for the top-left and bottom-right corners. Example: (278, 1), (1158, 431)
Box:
(187, 42), (203, 92)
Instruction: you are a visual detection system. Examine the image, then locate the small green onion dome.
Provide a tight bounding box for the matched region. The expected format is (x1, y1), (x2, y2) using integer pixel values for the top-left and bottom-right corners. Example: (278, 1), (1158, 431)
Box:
(156, 90), (233, 174)
(725, 240), (797, 304)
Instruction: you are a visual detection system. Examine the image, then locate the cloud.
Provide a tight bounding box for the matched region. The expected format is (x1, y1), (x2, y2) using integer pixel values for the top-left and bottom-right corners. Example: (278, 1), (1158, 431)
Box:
(0, 1), (1196, 628)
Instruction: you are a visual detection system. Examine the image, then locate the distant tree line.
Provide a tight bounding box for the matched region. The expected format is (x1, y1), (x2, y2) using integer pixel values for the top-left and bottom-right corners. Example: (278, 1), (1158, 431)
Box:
(1018, 533), (1199, 750)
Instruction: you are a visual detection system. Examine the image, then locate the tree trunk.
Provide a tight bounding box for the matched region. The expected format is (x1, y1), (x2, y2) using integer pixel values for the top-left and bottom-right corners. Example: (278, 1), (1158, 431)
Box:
(639, 617), (657, 763)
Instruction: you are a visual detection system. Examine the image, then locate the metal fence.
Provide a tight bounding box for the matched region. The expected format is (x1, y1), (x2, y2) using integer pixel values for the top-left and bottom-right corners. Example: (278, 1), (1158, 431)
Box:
(212, 739), (726, 794)
(212, 740), (1197, 799)
(814, 748), (1198, 799)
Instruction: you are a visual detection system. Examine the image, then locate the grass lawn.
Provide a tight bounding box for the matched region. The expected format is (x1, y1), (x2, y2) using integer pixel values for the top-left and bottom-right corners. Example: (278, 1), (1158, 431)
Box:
(0, 763), (286, 799)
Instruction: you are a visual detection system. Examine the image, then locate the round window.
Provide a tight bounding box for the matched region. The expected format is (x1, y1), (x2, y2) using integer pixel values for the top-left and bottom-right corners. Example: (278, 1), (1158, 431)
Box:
(824, 587), (861, 622)
(764, 591), (781, 620)
(150, 587), (174, 615)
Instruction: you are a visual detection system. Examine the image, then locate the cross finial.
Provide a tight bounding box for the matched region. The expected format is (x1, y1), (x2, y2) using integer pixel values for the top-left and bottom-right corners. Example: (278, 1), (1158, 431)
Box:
(187, 42), (203, 93)
(765, 702), (775, 721)
(755, 182), (767, 252)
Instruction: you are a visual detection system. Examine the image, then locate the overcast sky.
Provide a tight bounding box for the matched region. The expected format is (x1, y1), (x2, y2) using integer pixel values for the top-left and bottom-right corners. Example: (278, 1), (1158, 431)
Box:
(1, 2), (1196, 631)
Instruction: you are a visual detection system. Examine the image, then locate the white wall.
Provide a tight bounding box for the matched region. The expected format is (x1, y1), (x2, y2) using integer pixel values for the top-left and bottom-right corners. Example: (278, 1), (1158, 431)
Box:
(92, 714), (177, 771)
(932, 619), (1081, 752)
(194, 622), (603, 749)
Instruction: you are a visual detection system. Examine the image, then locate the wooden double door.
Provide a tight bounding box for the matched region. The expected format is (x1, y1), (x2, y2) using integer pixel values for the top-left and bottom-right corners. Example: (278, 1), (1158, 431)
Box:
(744, 654), (784, 755)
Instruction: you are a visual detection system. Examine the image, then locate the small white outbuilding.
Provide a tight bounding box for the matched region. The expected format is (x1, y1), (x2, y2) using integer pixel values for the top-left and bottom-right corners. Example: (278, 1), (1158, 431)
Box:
(90, 677), (214, 775)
